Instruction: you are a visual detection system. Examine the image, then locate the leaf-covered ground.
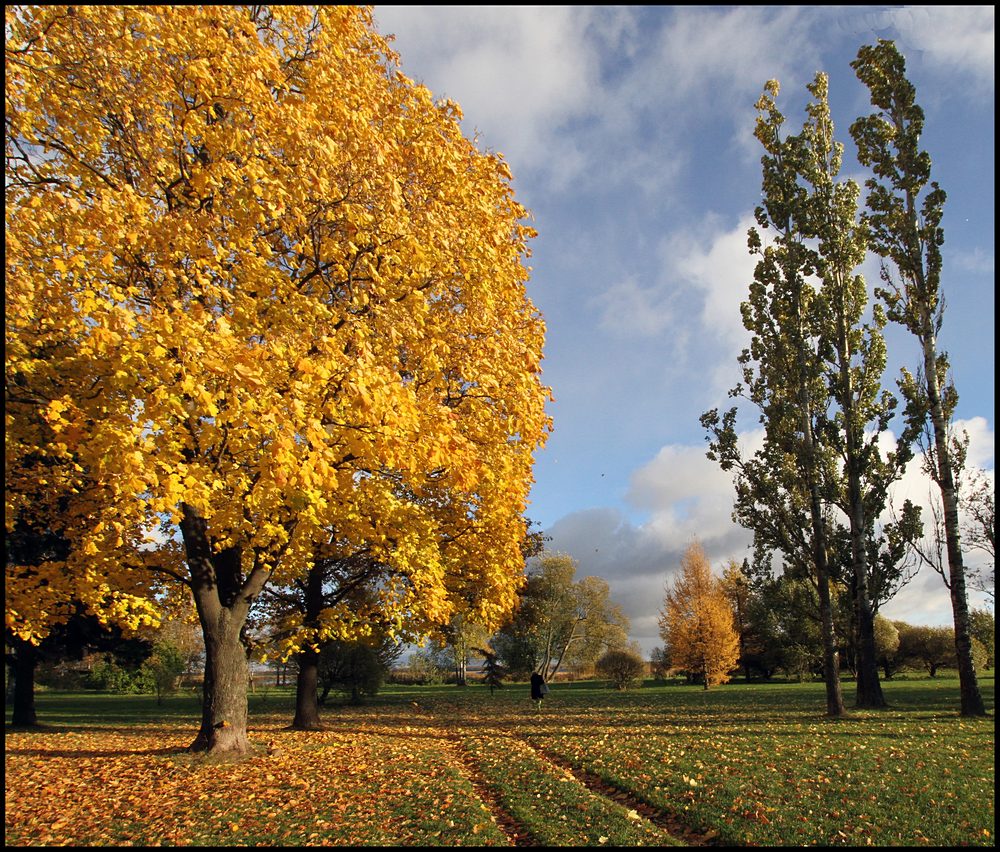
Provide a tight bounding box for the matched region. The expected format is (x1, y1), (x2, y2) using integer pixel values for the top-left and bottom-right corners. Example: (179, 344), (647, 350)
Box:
(5, 675), (994, 846)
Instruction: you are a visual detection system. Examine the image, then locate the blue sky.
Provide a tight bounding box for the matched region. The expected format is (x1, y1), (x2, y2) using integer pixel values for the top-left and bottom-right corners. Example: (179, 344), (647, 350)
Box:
(372, 6), (995, 653)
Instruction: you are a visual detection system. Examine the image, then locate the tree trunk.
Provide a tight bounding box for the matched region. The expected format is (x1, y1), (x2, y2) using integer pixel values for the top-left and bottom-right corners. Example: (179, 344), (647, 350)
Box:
(798, 350), (846, 719)
(847, 459), (886, 709)
(835, 312), (888, 711)
(290, 563), (327, 728)
(182, 502), (270, 755)
(9, 641), (38, 727)
(190, 612), (251, 754)
(292, 648), (324, 730)
(919, 319), (986, 716)
(786, 234), (846, 720)
(815, 561), (846, 717)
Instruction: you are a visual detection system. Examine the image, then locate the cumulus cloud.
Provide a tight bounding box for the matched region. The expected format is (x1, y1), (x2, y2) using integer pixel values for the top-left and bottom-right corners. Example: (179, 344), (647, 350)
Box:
(373, 6), (831, 199)
(889, 6), (994, 89)
(372, 6), (606, 187)
(822, 6), (994, 95)
(545, 438), (760, 652)
(590, 214), (759, 404)
(646, 6), (811, 103)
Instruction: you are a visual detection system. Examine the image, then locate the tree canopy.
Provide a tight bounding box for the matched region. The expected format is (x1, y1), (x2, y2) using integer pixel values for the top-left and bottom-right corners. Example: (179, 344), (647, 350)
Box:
(5, 5), (550, 751)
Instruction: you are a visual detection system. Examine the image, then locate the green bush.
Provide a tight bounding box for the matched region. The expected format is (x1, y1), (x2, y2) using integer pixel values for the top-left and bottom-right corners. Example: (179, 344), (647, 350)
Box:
(35, 661), (88, 691)
(595, 648), (646, 690)
(84, 657), (155, 694)
(398, 649), (452, 685)
(142, 641), (186, 703)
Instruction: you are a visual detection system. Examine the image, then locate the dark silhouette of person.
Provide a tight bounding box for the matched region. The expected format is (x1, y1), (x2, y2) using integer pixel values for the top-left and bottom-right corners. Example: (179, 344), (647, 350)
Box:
(530, 671), (546, 710)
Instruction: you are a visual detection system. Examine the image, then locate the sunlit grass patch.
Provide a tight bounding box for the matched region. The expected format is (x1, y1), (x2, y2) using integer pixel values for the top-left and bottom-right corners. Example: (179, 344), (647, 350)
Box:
(5, 674), (994, 847)
(523, 678), (995, 846)
(463, 733), (682, 846)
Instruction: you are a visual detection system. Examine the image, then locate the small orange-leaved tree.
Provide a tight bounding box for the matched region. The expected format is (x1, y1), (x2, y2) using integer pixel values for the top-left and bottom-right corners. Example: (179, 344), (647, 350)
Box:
(659, 541), (740, 689)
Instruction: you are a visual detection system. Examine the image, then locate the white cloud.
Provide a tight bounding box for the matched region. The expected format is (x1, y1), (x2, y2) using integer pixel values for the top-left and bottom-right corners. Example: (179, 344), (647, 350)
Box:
(672, 215), (758, 345)
(821, 6), (994, 95)
(590, 213), (756, 374)
(885, 417), (995, 512)
(373, 7), (829, 200)
(892, 6), (995, 89)
(954, 248), (996, 275)
(648, 6), (810, 102)
(592, 276), (676, 338)
(373, 6), (604, 185)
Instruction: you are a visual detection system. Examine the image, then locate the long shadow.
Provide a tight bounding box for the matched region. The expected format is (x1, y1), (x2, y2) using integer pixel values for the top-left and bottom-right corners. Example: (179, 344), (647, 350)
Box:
(441, 733), (541, 848)
(6, 745), (186, 759)
(6, 723), (192, 737)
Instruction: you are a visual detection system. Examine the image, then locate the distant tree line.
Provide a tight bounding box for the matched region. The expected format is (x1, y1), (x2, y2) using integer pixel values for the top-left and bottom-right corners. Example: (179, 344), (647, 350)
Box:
(652, 553), (993, 685)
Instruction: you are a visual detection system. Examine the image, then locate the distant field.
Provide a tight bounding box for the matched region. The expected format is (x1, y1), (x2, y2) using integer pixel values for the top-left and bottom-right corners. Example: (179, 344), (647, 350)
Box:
(4, 673), (994, 846)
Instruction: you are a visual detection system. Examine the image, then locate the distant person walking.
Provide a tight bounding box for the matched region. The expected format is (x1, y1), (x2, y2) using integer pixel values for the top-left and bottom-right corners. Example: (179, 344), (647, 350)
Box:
(530, 671), (547, 711)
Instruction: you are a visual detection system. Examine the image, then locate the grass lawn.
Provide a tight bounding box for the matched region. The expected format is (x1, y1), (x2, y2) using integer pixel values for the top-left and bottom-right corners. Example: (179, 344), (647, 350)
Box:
(4, 672), (994, 846)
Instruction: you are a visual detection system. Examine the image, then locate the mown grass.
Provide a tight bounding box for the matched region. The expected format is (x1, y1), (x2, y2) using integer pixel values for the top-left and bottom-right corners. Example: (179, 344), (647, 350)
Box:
(462, 732), (683, 846)
(5, 672), (994, 846)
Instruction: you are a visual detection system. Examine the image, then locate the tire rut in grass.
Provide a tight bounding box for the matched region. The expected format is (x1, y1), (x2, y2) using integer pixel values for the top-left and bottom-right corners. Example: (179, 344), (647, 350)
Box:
(517, 736), (731, 847)
(440, 733), (540, 847)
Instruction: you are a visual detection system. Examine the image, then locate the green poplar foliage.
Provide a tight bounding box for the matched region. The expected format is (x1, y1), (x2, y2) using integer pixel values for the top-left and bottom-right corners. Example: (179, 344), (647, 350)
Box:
(850, 39), (986, 717)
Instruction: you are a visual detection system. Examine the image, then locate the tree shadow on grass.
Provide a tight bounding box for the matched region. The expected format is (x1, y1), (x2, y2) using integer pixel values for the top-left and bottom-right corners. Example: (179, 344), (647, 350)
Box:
(5, 744), (187, 758)
(6, 722), (191, 736)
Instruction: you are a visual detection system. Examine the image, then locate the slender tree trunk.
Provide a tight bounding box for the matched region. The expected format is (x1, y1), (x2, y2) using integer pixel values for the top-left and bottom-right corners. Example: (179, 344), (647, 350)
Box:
(292, 648), (324, 730)
(917, 311), (986, 716)
(9, 641), (39, 727)
(845, 429), (885, 709)
(814, 547), (846, 717)
(806, 439), (845, 718)
(794, 288), (846, 719)
(546, 618), (585, 682)
(833, 309), (888, 710)
(292, 563), (327, 728)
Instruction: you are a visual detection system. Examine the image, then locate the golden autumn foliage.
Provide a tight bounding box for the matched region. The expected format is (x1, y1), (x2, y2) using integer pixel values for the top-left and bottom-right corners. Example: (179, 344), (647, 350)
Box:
(5, 4), (549, 746)
(659, 542), (740, 688)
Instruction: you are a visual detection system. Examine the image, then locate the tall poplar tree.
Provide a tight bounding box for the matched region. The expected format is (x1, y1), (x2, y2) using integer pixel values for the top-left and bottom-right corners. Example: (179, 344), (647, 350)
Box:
(705, 70), (924, 713)
(797, 73), (920, 709)
(850, 40), (986, 717)
(703, 78), (846, 716)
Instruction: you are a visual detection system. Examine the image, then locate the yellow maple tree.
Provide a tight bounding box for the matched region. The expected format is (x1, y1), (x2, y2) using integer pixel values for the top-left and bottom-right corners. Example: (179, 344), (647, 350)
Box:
(659, 541), (740, 689)
(5, 5), (550, 753)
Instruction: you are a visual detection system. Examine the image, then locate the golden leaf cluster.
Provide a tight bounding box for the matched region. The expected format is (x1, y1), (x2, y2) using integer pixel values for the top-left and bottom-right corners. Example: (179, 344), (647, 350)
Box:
(6, 6), (551, 644)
